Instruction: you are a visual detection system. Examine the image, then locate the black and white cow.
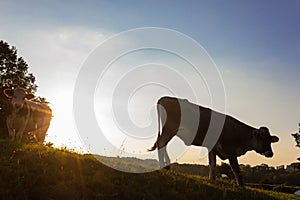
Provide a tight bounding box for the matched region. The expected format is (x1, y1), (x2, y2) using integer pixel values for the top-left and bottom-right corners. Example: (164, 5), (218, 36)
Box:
(4, 88), (52, 143)
(148, 96), (279, 187)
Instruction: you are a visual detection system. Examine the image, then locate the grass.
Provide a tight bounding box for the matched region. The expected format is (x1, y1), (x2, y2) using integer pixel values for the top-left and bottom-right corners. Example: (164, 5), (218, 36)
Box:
(0, 139), (299, 200)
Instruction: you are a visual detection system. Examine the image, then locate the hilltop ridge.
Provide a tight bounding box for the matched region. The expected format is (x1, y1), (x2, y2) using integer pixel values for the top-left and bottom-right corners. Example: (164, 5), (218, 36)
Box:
(0, 140), (299, 200)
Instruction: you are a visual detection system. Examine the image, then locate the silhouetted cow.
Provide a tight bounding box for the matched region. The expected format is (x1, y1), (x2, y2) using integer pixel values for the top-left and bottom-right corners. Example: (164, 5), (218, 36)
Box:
(148, 96), (279, 187)
(4, 88), (52, 143)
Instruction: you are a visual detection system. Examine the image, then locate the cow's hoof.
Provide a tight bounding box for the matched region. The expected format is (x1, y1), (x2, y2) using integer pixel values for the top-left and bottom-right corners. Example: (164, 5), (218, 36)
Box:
(163, 166), (170, 170)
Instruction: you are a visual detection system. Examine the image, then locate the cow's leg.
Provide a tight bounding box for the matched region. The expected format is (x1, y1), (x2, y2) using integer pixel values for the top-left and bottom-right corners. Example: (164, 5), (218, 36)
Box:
(36, 120), (49, 143)
(157, 129), (174, 169)
(8, 129), (15, 141)
(15, 126), (26, 141)
(7, 128), (15, 140)
(15, 130), (23, 141)
(164, 148), (171, 167)
(158, 147), (167, 169)
(6, 118), (15, 140)
(32, 122), (40, 143)
(15, 117), (29, 142)
(36, 129), (46, 143)
(157, 145), (171, 169)
(208, 151), (216, 183)
(228, 156), (244, 187)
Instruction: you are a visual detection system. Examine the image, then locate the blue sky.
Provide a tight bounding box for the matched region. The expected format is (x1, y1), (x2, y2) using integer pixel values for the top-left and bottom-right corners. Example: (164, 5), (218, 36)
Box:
(0, 1), (299, 167)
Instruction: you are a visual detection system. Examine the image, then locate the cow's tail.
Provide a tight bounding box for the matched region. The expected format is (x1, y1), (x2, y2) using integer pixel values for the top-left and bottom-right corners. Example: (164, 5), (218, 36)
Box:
(147, 102), (161, 151)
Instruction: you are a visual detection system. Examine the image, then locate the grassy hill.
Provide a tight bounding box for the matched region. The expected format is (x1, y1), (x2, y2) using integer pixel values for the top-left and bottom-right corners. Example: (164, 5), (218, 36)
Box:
(0, 140), (299, 200)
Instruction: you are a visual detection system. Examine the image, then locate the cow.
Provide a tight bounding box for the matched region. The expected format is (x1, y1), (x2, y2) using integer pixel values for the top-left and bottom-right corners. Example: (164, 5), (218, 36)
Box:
(148, 96), (279, 187)
(3, 88), (52, 143)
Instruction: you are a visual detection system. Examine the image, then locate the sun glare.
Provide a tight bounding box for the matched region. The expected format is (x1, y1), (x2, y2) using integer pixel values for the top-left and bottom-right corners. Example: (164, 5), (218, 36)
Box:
(44, 90), (85, 152)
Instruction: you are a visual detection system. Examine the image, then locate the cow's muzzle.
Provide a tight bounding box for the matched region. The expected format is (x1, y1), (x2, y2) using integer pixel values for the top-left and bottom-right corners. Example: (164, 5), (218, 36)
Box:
(262, 151), (273, 158)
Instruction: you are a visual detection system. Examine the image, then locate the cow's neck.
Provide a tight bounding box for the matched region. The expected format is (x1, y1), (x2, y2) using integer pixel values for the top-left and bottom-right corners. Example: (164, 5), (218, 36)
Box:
(13, 102), (30, 117)
(234, 128), (256, 156)
(235, 142), (253, 157)
(248, 130), (258, 151)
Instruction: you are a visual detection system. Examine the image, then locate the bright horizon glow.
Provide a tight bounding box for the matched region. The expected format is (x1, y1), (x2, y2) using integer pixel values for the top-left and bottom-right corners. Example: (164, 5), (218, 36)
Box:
(0, 1), (299, 167)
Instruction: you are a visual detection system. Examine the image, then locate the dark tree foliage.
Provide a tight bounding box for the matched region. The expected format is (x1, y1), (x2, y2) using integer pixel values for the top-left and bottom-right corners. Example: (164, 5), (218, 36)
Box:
(0, 90), (9, 139)
(292, 133), (300, 148)
(291, 133), (300, 161)
(171, 162), (300, 187)
(0, 40), (39, 139)
(0, 40), (37, 92)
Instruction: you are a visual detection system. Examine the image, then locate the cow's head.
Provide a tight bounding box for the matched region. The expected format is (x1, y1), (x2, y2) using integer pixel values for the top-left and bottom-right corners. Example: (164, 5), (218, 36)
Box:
(253, 127), (279, 158)
(3, 88), (35, 113)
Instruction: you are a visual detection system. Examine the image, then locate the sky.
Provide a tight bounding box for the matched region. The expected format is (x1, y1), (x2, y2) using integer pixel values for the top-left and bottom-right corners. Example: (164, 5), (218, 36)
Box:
(0, 0), (299, 168)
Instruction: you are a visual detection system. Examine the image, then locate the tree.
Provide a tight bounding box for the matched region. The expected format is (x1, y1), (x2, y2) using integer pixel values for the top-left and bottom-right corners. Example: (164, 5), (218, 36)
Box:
(0, 40), (37, 92)
(292, 133), (300, 148)
(0, 40), (38, 139)
(292, 132), (300, 161)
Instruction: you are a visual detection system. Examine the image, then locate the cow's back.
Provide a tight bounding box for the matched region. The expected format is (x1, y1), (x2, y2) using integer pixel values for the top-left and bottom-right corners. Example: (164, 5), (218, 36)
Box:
(31, 103), (52, 120)
(158, 97), (213, 146)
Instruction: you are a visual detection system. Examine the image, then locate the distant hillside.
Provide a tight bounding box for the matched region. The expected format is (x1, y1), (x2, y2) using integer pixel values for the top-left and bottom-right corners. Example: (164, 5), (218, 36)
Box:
(0, 140), (299, 200)
(93, 155), (159, 173)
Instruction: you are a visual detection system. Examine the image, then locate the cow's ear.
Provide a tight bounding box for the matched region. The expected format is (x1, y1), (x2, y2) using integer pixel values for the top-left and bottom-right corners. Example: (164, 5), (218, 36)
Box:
(271, 136), (279, 143)
(25, 93), (35, 100)
(3, 89), (13, 98)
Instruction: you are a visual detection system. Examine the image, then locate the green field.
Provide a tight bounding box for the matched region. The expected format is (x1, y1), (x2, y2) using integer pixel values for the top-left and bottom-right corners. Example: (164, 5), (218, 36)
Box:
(0, 140), (299, 200)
